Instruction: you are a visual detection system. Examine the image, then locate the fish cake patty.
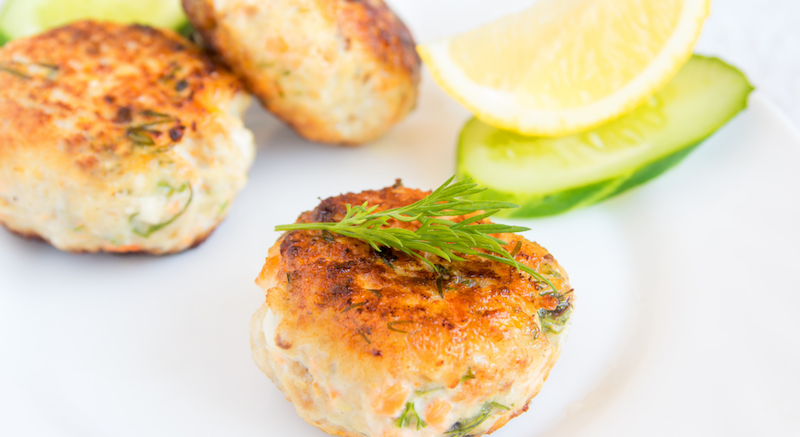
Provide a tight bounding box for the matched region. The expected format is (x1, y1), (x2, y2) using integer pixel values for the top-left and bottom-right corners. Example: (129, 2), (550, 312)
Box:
(183, 0), (420, 145)
(251, 184), (574, 436)
(0, 21), (255, 254)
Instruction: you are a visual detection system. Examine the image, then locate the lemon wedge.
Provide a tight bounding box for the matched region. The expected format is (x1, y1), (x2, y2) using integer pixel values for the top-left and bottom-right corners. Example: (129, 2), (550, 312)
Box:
(418, 0), (710, 136)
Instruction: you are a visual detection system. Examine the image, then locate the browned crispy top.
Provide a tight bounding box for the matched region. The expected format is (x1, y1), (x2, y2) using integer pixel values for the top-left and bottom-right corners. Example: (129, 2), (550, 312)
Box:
(184, 0), (419, 89)
(329, 0), (421, 81)
(0, 21), (243, 181)
(258, 184), (574, 392)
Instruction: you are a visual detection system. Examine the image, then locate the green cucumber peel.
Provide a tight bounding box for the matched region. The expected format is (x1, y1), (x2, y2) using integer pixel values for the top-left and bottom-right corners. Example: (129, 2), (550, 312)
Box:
(0, 0), (188, 43)
(457, 55), (754, 217)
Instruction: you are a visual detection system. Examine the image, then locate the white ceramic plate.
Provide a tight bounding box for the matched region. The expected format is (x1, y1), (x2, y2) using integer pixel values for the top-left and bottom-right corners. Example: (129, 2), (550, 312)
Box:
(1, 1), (799, 436)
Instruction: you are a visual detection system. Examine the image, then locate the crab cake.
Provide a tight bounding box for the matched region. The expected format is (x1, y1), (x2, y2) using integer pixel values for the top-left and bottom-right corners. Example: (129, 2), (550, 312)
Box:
(0, 21), (255, 254)
(251, 184), (574, 437)
(183, 0), (420, 145)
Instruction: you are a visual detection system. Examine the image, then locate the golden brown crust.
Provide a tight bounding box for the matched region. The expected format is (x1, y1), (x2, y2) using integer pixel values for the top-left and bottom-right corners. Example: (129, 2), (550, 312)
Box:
(321, 0), (420, 82)
(0, 21), (253, 254)
(255, 185), (573, 434)
(0, 21), (243, 184)
(264, 186), (570, 378)
(183, 0), (420, 145)
(2, 225), (47, 244)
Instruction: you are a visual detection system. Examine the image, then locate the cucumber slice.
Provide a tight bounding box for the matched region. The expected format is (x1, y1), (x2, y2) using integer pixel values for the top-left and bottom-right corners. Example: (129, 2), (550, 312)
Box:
(0, 0), (188, 44)
(457, 55), (753, 218)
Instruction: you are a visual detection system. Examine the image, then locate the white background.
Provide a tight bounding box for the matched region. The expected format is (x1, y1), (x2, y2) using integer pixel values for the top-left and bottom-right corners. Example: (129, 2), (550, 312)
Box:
(1, 1), (799, 437)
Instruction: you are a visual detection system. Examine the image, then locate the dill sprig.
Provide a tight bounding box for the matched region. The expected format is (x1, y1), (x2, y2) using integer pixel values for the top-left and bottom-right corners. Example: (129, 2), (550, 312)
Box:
(129, 183), (192, 238)
(126, 110), (176, 146)
(275, 177), (557, 294)
(387, 320), (414, 333)
(396, 402), (426, 430)
(0, 63), (31, 79)
(445, 402), (510, 436)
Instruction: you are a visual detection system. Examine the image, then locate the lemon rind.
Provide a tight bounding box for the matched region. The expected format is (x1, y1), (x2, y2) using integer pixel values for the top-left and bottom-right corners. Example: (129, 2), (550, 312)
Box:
(418, 0), (710, 137)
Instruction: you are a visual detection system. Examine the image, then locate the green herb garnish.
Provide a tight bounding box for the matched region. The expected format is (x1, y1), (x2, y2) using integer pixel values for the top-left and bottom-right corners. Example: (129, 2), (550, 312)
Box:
(445, 402), (510, 436)
(414, 386), (443, 396)
(129, 183), (192, 238)
(341, 302), (366, 313)
(126, 126), (156, 146)
(0, 62), (58, 80)
(141, 109), (172, 120)
(33, 62), (58, 80)
(458, 278), (477, 288)
(275, 177), (557, 294)
(435, 273), (445, 298)
(539, 297), (573, 335)
(509, 240), (522, 258)
(387, 320), (414, 333)
(218, 200), (229, 215)
(395, 402), (427, 430)
(460, 367), (475, 383)
(126, 110), (176, 145)
(0, 64), (30, 79)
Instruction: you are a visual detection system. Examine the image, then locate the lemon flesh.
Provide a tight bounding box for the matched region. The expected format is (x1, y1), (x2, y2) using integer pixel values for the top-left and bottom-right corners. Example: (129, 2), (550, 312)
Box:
(0, 0), (188, 44)
(456, 56), (753, 217)
(419, 0), (710, 136)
